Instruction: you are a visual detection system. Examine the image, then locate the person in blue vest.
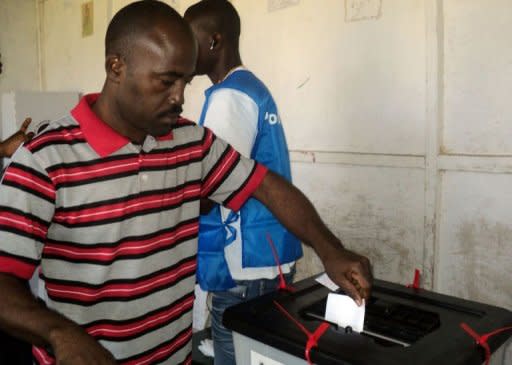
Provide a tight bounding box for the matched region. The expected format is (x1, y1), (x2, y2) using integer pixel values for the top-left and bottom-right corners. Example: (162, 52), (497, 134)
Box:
(185, 1), (304, 364)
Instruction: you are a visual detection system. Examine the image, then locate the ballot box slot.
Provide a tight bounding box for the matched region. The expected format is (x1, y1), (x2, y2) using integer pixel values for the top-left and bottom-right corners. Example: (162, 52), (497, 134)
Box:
(301, 296), (441, 347)
(302, 310), (409, 348)
(372, 286), (485, 317)
(361, 330), (410, 347)
(306, 282), (485, 318)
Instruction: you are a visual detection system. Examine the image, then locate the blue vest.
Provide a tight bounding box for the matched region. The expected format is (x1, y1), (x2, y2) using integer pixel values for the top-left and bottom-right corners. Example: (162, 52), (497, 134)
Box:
(197, 70), (303, 291)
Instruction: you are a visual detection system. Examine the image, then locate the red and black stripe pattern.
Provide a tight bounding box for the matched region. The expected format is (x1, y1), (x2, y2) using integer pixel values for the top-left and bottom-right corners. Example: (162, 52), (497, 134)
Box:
(1, 94), (267, 364)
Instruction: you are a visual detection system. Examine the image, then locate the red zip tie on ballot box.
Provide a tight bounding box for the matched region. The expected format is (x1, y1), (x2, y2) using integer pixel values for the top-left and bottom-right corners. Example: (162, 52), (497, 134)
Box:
(460, 322), (512, 365)
(273, 300), (331, 365)
(406, 268), (421, 290)
(266, 233), (295, 292)
(267, 232), (330, 363)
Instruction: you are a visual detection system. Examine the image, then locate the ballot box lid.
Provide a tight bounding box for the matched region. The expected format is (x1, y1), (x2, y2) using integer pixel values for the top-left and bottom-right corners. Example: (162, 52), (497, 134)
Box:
(223, 277), (512, 365)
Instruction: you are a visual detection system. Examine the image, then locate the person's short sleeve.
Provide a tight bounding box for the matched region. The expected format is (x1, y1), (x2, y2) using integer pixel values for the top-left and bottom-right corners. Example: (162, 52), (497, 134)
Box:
(0, 147), (55, 279)
(200, 128), (267, 212)
(202, 88), (258, 158)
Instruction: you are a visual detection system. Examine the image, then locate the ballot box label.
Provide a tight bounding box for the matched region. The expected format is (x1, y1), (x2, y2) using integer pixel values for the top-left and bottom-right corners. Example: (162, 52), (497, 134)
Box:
(250, 350), (284, 365)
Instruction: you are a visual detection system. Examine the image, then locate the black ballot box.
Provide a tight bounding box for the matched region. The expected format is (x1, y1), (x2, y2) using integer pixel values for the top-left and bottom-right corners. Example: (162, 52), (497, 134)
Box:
(223, 276), (512, 365)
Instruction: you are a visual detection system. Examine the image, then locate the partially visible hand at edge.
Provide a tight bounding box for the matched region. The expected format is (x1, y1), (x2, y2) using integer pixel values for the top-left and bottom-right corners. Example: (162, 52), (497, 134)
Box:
(0, 118), (34, 158)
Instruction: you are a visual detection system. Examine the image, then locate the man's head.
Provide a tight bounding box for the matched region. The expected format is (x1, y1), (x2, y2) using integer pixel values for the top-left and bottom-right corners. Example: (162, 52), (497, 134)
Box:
(102, 0), (197, 141)
(184, 0), (241, 76)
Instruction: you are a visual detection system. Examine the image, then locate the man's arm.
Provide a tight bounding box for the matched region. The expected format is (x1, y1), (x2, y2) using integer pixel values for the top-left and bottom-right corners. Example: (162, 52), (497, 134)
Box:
(0, 273), (117, 364)
(252, 170), (372, 304)
(200, 89), (259, 216)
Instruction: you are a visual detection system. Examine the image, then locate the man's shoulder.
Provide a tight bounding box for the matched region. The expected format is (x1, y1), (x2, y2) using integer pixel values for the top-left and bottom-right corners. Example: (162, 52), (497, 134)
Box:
(225, 69), (265, 88)
(24, 114), (81, 153)
(172, 117), (205, 141)
(219, 70), (273, 103)
(6, 114), (81, 171)
(175, 117), (196, 128)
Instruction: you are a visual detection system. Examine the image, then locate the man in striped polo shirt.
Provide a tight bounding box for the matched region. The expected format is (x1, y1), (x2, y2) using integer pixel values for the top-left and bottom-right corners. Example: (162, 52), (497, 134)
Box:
(0, 1), (372, 364)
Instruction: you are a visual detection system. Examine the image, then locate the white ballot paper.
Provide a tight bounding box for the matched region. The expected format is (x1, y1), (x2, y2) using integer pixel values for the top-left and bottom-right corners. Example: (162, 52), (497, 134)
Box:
(315, 272), (340, 291)
(325, 293), (365, 333)
(316, 273), (366, 333)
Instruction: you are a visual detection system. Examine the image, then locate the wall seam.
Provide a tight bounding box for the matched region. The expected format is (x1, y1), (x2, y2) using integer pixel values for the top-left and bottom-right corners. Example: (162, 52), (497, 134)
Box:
(423, 0), (444, 291)
(35, 0), (46, 91)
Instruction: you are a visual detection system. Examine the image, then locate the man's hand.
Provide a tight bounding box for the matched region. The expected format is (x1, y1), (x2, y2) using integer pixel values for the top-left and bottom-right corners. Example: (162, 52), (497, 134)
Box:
(0, 118), (34, 158)
(51, 324), (117, 365)
(0, 273), (117, 365)
(322, 246), (372, 305)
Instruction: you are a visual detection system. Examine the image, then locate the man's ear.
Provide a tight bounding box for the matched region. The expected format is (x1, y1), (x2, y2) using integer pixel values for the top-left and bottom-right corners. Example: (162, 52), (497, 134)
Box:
(105, 55), (124, 82)
(210, 32), (222, 50)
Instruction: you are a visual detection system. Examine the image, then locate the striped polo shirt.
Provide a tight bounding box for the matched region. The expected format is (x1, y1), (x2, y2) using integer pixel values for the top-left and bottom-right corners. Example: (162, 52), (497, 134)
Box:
(0, 93), (267, 364)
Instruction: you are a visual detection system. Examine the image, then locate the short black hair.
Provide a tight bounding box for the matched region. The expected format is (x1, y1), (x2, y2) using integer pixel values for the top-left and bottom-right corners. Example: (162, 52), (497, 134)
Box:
(184, 0), (241, 44)
(105, 0), (182, 57)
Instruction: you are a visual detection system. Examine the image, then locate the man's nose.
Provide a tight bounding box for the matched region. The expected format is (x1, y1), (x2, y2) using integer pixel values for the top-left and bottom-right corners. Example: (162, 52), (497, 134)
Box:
(168, 81), (186, 106)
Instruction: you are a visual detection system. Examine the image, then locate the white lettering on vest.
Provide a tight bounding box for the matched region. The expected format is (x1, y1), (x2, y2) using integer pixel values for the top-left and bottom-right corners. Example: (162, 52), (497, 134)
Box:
(264, 112), (279, 125)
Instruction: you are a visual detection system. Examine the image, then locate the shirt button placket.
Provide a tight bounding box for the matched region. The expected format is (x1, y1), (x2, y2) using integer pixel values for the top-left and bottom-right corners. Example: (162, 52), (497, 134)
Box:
(138, 153), (148, 188)
(137, 149), (145, 191)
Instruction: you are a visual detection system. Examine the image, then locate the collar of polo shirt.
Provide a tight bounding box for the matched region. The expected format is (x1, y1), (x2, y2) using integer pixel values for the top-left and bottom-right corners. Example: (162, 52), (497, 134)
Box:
(71, 93), (173, 157)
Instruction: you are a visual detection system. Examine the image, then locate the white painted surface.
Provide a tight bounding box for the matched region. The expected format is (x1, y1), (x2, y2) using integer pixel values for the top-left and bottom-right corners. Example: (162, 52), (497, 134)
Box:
(0, 0), (40, 140)
(443, 0), (512, 155)
(233, 0), (426, 155)
(345, 0), (383, 22)
(268, 0), (300, 13)
(437, 171), (512, 308)
(292, 163), (425, 284)
(0, 1), (39, 94)
(41, 0), (107, 93)
(1, 91), (80, 138)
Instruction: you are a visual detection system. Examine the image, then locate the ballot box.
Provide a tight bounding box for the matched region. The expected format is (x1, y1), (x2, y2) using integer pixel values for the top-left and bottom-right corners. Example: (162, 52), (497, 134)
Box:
(223, 276), (512, 365)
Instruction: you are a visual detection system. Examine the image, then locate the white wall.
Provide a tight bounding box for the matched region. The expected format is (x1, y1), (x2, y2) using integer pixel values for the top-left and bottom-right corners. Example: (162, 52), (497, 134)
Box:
(3, 2), (512, 359)
(236, 0), (427, 155)
(0, 0), (40, 139)
(0, 0), (39, 92)
(40, 0), (107, 92)
(443, 0), (512, 155)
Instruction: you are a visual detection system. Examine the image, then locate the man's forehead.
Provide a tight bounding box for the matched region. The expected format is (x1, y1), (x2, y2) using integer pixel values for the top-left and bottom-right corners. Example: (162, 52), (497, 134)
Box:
(130, 32), (195, 73)
(141, 22), (189, 44)
(131, 26), (193, 53)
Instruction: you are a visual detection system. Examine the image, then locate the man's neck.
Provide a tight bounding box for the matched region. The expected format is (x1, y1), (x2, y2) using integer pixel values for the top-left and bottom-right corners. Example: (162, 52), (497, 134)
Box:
(93, 90), (146, 144)
(208, 51), (242, 84)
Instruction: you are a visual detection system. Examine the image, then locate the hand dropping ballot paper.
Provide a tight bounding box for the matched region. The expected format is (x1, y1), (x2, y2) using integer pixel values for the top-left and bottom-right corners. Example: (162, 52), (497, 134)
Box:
(316, 273), (365, 332)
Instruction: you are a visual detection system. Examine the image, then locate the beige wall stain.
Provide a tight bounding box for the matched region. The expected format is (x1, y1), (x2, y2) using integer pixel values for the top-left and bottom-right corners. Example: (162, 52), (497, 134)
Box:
(345, 0), (382, 22)
(295, 192), (419, 285)
(452, 219), (512, 308)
